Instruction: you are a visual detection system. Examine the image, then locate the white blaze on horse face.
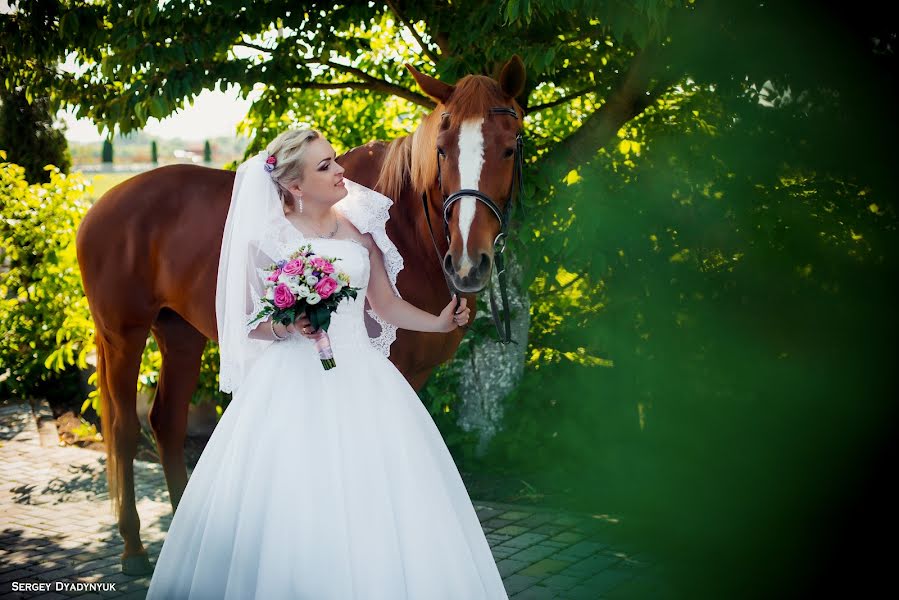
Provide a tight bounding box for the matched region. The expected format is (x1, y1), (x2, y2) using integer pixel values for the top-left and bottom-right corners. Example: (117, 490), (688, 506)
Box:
(455, 117), (485, 275)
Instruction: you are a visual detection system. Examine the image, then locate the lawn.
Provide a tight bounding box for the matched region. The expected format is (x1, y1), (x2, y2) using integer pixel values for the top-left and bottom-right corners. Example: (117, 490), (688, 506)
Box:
(77, 171), (141, 202)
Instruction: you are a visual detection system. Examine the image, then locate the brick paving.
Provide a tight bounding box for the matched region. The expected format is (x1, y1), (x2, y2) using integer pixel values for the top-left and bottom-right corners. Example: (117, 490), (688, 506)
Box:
(0, 399), (662, 599)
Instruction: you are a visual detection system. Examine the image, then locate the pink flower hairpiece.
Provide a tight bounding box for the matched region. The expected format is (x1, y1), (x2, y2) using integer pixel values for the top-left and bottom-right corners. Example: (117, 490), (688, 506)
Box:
(264, 154), (277, 173)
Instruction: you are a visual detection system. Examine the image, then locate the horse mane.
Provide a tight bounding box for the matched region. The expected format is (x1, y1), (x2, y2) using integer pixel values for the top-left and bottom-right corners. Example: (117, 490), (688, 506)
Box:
(376, 75), (523, 202)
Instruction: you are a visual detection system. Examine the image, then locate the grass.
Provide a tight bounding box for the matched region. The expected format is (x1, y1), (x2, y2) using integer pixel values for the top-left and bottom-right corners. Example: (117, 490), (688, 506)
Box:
(76, 171), (140, 201)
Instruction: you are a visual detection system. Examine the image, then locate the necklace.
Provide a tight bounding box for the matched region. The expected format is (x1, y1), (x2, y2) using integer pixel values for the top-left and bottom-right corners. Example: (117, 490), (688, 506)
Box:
(293, 214), (339, 239)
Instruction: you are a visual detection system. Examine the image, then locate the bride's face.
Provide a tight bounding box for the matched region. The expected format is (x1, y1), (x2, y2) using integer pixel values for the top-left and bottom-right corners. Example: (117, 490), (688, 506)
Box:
(288, 137), (347, 206)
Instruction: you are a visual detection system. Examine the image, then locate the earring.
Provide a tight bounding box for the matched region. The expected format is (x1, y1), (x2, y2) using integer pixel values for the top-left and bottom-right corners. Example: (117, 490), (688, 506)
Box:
(298, 195), (303, 213)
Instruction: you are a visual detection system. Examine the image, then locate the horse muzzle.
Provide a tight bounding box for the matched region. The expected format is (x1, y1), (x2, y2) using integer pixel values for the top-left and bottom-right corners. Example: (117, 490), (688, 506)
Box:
(444, 250), (493, 293)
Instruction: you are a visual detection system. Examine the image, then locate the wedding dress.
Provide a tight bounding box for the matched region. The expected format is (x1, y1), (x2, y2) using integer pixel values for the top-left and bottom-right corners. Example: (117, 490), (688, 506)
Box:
(146, 172), (509, 599)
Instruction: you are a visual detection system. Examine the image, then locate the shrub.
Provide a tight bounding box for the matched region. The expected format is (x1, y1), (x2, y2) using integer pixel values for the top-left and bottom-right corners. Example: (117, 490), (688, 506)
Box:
(0, 152), (90, 401)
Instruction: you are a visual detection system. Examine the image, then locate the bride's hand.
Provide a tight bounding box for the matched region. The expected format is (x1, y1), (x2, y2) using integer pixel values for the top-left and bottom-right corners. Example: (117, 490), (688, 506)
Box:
(286, 312), (320, 339)
(437, 294), (470, 333)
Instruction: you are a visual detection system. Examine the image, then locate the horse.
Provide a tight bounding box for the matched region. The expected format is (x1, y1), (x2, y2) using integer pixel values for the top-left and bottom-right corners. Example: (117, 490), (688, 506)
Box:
(75, 55), (526, 575)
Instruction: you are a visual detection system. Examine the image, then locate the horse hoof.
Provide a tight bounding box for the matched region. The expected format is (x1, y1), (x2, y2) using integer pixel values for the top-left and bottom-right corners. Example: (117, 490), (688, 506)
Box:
(121, 552), (153, 576)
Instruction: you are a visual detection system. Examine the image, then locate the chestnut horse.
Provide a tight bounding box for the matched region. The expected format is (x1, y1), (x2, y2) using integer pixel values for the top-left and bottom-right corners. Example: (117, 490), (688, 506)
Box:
(75, 56), (526, 574)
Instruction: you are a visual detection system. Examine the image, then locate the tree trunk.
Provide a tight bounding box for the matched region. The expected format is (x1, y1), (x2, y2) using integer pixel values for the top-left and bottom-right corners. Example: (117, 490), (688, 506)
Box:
(454, 248), (530, 456)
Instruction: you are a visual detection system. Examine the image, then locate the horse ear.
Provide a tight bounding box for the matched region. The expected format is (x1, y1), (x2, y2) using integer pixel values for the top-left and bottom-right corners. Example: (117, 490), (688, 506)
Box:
(498, 55), (526, 100)
(405, 63), (454, 104)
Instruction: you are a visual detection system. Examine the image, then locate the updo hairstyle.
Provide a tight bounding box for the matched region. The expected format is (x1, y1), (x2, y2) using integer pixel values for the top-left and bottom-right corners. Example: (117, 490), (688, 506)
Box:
(265, 128), (322, 210)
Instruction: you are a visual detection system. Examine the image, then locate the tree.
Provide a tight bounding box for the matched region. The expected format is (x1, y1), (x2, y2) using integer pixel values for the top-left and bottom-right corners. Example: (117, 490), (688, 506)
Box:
(6, 1), (674, 155)
(150, 139), (158, 163)
(101, 138), (112, 163)
(203, 139), (211, 162)
(0, 88), (71, 184)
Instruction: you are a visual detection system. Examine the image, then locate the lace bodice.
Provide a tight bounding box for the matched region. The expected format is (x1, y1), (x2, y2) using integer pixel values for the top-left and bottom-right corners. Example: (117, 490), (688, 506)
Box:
(246, 218), (398, 357)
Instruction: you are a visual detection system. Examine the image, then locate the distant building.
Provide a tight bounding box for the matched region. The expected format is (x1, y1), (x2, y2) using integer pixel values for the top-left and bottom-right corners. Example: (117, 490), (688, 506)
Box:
(172, 147), (205, 163)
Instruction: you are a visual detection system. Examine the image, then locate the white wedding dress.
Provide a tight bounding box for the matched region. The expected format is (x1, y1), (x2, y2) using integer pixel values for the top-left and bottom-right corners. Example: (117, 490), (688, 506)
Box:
(146, 232), (509, 599)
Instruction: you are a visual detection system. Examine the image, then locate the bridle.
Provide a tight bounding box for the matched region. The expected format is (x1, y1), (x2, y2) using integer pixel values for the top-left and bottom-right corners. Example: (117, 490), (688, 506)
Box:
(420, 106), (525, 344)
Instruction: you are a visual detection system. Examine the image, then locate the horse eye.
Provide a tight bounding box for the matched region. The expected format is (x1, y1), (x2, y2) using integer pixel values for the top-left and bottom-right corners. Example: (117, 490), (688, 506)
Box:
(503, 148), (515, 158)
(437, 147), (446, 158)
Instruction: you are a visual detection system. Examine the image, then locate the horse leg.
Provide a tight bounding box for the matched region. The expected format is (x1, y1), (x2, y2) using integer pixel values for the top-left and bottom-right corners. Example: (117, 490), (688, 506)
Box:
(148, 308), (208, 513)
(96, 324), (155, 576)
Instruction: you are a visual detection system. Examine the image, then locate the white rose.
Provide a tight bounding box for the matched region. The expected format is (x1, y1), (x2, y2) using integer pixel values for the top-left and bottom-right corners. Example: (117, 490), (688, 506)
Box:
(307, 292), (321, 305)
(297, 284), (311, 298)
(303, 268), (314, 277)
(285, 279), (302, 294)
(306, 274), (319, 286)
(277, 272), (292, 284)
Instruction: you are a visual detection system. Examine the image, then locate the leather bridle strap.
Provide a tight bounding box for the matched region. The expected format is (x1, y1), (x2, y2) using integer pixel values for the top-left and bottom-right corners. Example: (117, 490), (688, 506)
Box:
(420, 105), (523, 344)
(420, 189), (459, 302)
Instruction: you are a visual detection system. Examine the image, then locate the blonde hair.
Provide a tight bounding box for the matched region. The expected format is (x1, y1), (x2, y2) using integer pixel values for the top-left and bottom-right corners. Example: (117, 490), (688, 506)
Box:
(265, 128), (321, 209)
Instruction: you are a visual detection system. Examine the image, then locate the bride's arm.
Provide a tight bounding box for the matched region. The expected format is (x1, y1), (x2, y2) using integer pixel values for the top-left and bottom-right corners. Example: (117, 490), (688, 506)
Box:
(362, 235), (468, 333)
(244, 239), (308, 341)
(248, 315), (289, 341)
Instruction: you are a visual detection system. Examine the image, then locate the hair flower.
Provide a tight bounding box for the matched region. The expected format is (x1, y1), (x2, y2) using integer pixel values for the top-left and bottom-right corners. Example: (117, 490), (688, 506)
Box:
(264, 154), (277, 172)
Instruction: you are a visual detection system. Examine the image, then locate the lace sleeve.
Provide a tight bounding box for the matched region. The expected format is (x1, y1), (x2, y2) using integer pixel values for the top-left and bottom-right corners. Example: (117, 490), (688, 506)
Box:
(245, 239), (277, 335)
(335, 179), (405, 357)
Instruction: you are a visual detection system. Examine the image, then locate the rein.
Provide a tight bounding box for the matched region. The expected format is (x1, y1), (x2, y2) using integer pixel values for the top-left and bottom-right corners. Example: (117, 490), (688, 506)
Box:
(420, 106), (524, 344)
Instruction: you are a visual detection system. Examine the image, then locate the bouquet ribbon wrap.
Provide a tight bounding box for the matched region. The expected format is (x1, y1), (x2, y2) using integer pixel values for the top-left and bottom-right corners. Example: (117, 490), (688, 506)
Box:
(311, 330), (336, 370)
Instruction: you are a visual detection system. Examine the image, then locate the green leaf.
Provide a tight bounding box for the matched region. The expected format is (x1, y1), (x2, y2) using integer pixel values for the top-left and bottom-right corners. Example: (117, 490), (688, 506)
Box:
(504, 0), (520, 23)
(149, 97), (167, 119)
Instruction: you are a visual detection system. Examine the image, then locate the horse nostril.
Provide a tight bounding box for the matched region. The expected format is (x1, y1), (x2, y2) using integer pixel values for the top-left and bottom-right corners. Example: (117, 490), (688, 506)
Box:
(475, 253), (490, 278)
(443, 253), (454, 275)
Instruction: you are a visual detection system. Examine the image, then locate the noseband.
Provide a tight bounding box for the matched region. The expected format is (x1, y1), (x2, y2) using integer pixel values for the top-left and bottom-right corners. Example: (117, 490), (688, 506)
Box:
(420, 106), (525, 344)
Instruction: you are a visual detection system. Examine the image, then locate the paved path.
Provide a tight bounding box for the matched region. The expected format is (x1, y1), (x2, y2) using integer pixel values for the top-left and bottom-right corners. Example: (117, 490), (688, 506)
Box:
(0, 399), (661, 599)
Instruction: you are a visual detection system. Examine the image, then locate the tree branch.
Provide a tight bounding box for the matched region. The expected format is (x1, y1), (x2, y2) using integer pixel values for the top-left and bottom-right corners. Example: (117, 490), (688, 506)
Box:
(323, 59), (378, 82)
(321, 60), (434, 107)
(535, 44), (678, 174)
(434, 32), (451, 57)
(236, 40), (272, 53)
(287, 79), (435, 108)
(558, 32), (598, 45)
(286, 82), (371, 91)
(534, 272), (586, 298)
(384, 0), (439, 65)
(527, 86), (600, 113)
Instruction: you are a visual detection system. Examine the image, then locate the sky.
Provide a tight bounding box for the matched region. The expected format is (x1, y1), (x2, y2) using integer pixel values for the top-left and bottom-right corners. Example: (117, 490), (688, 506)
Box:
(59, 85), (257, 143)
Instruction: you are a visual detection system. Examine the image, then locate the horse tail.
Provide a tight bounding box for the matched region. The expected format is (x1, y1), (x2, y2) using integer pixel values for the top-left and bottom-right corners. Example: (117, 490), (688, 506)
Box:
(95, 332), (122, 521)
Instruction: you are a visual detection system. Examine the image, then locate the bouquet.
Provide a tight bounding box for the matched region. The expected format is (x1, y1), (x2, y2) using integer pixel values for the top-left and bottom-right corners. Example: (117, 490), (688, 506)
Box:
(248, 243), (360, 369)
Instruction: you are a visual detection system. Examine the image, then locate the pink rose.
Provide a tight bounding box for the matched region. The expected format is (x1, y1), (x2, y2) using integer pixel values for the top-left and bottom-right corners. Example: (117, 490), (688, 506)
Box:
(310, 256), (335, 274)
(266, 267), (282, 282)
(282, 258), (305, 275)
(273, 283), (296, 308)
(315, 276), (339, 299)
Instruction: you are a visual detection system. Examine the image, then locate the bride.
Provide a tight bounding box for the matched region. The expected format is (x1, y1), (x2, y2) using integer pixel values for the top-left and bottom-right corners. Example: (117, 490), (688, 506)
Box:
(146, 129), (509, 599)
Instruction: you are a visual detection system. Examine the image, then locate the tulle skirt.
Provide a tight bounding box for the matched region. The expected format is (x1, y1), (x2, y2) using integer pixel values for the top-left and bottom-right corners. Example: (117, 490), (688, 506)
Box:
(146, 334), (508, 599)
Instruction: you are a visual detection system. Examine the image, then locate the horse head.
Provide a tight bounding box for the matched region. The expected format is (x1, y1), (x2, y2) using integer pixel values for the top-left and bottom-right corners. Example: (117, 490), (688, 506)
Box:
(405, 56), (526, 294)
